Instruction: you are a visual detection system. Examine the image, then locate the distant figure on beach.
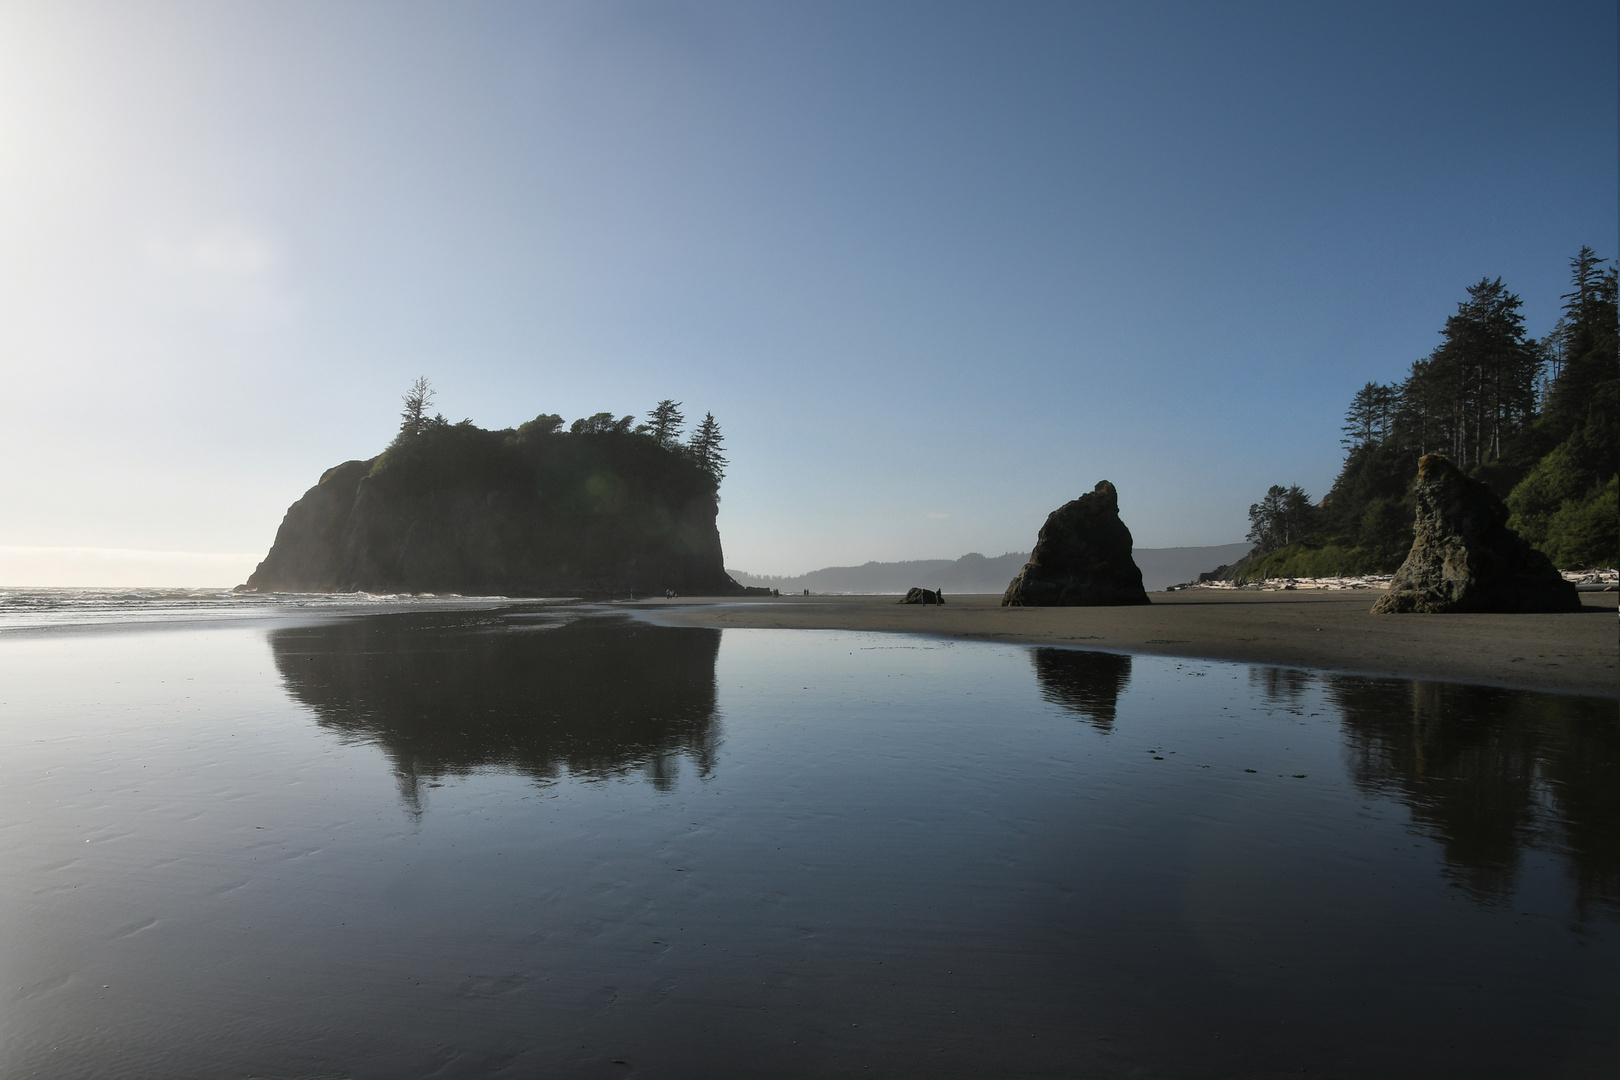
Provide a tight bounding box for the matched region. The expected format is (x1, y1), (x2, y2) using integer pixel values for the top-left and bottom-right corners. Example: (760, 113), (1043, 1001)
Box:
(803, 589), (809, 596)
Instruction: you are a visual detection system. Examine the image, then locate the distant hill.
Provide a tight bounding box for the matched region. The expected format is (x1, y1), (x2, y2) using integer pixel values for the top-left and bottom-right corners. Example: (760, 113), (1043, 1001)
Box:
(1132, 544), (1251, 591)
(729, 544), (1249, 595)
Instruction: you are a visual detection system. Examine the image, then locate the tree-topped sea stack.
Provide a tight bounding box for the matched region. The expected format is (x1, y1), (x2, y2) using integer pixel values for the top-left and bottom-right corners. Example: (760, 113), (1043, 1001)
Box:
(1370, 454), (1580, 614)
(1002, 481), (1150, 606)
(242, 393), (742, 598)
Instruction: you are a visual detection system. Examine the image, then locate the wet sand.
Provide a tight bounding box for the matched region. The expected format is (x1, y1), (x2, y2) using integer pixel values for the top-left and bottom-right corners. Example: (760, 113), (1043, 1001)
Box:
(629, 589), (1618, 699)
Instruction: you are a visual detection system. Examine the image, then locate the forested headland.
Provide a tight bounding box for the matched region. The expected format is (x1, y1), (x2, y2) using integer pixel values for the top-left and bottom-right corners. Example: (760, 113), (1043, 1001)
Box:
(242, 391), (740, 596)
(1232, 248), (1618, 579)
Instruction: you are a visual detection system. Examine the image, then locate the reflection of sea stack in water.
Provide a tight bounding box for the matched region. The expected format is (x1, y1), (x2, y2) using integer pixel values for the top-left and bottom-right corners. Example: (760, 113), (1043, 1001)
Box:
(1371, 454), (1579, 614)
(1031, 648), (1132, 731)
(1002, 481), (1150, 606)
(270, 613), (722, 807)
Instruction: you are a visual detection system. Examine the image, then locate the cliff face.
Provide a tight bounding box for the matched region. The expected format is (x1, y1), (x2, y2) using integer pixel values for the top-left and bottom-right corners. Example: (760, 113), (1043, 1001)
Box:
(243, 423), (741, 596)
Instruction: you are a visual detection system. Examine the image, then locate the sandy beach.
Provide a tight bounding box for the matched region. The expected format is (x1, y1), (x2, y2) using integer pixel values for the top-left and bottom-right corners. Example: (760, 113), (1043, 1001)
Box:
(629, 589), (1618, 699)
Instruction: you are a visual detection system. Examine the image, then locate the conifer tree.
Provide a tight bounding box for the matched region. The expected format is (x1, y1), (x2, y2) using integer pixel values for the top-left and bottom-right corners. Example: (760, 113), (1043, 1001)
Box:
(687, 413), (727, 487)
(1341, 382), (1396, 450)
(1544, 247), (1618, 436)
(399, 377), (435, 437)
(642, 400), (685, 448)
(1246, 485), (1315, 554)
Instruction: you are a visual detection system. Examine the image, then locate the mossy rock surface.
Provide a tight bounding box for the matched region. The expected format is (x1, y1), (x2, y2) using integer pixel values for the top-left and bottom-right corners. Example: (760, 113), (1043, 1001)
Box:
(1372, 455), (1579, 614)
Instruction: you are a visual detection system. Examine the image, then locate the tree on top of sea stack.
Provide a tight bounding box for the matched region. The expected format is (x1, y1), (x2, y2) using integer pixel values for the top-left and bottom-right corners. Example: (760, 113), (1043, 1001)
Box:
(398, 376), (436, 438)
(1002, 481), (1150, 606)
(640, 400), (685, 449)
(687, 413), (727, 487)
(1371, 454), (1580, 614)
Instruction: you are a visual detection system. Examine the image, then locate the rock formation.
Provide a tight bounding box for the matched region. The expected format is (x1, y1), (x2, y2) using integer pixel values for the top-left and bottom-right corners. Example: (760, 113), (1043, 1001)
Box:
(1002, 481), (1150, 606)
(1371, 454), (1580, 614)
(898, 587), (944, 605)
(242, 421), (742, 597)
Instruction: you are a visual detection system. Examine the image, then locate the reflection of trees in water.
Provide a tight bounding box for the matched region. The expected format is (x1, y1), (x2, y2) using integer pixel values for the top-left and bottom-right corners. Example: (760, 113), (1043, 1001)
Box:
(1249, 666), (1314, 708)
(270, 613), (721, 812)
(1030, 649), (1131, 731)
(1327, 675), (1618, 916)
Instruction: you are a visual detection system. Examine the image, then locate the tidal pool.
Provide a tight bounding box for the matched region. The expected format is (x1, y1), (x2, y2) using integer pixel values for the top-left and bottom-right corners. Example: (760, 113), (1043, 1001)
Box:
(0, 608), (1614, 1078)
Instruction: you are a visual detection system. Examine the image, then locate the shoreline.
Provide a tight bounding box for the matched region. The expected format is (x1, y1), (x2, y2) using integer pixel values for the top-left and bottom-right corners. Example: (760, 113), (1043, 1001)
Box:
(622, 589), (1619, 699)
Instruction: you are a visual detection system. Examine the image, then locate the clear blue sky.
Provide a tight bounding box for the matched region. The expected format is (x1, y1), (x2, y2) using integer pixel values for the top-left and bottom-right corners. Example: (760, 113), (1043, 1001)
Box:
(1, 1), (1614, 583)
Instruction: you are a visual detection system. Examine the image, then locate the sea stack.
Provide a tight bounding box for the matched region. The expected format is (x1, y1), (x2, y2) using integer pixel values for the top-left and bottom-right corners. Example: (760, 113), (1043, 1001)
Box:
(1002, 481), (1150, 606)
(1371, 454), (1579, 614)
(898, 587), (944, 605)
(241, 420), (741, 598)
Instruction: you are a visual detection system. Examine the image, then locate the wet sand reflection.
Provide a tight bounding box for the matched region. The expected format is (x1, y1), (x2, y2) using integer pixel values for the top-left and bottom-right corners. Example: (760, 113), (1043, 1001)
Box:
(1029, 647), (1132, 731)
(270, 612), (721, 810)
(1328, 675), (1618, 915)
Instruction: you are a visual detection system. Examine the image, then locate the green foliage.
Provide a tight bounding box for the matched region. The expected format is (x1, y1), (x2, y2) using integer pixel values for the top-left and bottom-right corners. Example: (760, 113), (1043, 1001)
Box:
(641, 400), (685, 448)
(370, 418), (528, 494)
(1508, 431), (1618, 569)
(570, 412), (635, 435)
(398, 376), (435, 438)
(359, 406), (729, 587)
(1505, 440), (1589, 547)
(1358, 497), (1414, 565)
(370, 402), (729, 508)
(1543, 247), (1619, 438)
(1341, 381), (1396, 451)
(687, 412), (727, 487)
(1302, 248), (1617, 573)
(1539, 477), (1619, 569)
(1246, 484), (1316, 553)
(516, 413), (564, 439)
(1235, 542), (1392, 581)
(1317, 443), (1412, 536)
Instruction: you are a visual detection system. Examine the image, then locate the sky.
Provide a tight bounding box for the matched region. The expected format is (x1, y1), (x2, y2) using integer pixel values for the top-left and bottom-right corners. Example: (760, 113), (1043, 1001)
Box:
(0, 1), (1615, 585)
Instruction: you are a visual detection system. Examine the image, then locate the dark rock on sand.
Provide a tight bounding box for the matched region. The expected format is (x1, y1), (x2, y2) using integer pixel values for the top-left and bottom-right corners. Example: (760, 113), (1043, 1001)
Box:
(1002, 481), (1150, 607)
(899, 587), (945, 605)
(1371, 454), (1579, 614)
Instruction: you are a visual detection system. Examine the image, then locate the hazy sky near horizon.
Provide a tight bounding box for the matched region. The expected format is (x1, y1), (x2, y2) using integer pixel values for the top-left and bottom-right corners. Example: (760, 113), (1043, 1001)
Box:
(1, 1), (1615, 583)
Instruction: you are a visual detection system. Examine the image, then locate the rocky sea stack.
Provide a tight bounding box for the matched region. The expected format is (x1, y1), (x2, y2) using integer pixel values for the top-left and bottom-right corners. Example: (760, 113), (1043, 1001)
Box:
(898, 587), (944, 605)
(242, 418), (742, 597)
(1002, 481), (1150, 607)
(1371, 454), (1579, 614)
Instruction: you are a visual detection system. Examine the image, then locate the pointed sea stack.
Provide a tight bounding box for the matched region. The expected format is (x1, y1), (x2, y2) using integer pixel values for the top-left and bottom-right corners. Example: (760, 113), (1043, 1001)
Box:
(1002, 481), (1150, 606)
(1371, 454), (1579, 614)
